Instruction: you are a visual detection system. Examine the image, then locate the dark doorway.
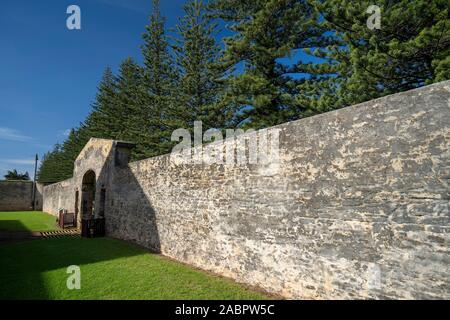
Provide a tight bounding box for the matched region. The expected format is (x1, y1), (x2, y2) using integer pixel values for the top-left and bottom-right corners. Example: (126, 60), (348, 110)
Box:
(99, 188), (106, 217)
(75, 190), (79, 216)
(81, 170), (96, 220)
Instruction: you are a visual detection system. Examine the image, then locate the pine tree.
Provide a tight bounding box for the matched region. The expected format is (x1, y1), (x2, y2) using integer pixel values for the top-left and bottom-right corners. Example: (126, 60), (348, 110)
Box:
(4, 169), (30, 181)
(314, 0), (450, 106)
(37, 144), (67, 183)
(173, 0), (229, 132)
(210, 0), (341, 129)
(141, 0), (178, 155)
(83, 66), (119, 140)
(37, 129), (87, 183)
(37, 67), (119, 183)
(38, 67), (119, 183)
(114, 58), (155, 160)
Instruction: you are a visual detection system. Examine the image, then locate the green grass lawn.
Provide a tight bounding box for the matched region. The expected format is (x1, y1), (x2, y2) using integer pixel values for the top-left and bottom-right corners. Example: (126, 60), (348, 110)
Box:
(0, 211), (59, 232)
(0, 237), (269, 300)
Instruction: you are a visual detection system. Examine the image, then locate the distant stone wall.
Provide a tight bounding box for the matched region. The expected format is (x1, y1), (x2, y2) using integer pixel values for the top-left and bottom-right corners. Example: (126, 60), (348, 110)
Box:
(0, 181), (43, 211)
(106, 81), (450, 299)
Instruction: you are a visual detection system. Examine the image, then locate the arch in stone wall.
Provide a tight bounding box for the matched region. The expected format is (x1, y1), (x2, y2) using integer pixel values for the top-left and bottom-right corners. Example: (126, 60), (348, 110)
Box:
(81, 170), (96, 220)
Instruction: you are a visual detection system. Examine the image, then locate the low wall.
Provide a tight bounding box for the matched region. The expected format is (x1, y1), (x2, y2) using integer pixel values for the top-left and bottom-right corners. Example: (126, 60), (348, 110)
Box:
(0, 180), (43, 211)
(106, 81), (450, 299)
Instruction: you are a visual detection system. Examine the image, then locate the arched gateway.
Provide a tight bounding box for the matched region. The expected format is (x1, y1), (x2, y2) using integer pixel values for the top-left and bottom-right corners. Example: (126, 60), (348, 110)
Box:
(81, 170), (96, 219)
(42, 138), (135, 236)
(80, 169), (105, 237)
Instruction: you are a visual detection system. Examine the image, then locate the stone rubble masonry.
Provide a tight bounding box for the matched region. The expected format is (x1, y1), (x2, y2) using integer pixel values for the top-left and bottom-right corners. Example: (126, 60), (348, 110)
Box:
(42, 139), (115, 226)
(0, 180), (43, 211)
(42, 81), (450, 299)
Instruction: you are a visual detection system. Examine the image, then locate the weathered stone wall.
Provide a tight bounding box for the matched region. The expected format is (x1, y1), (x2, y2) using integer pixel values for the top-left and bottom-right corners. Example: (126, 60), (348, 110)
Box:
(42, 138), (116, 222)
(34, 183), (44, 211)
(106, 81), (450, 299)
(0, 180), (33, 211)
(39, 81), (450, 299)
(0, 180), (43, 211)
(42, 178), (74, 216)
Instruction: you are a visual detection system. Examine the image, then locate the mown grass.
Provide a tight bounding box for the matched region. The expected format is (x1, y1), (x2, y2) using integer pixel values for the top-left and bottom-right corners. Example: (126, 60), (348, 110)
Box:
(0, 237), (269, 300)
(0, 211), (59, 232)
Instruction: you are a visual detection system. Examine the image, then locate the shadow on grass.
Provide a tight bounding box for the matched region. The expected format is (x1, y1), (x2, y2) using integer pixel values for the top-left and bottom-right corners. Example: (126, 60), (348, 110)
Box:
(0, 237), (142, 299)
(0, 143), (163, 299)
(0, 220), (30, 232)
(0, 211), (59, 232)
(0, 220), (43, 245)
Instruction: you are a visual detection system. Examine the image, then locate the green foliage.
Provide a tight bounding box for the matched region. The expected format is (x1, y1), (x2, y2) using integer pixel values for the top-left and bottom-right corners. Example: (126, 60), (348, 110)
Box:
(3, 169), (30, 181)
(111, 58), (151, 159)
(37, 128), (91, 183)
(37, 144), (68, 183)
(37, 66), (118, 183)
(173, 0), (230, 131)
(314, 0), (450, 106)
(37, 0), (449, 183)
(209, 0), (342, 129)
(141, 0), (179, 156)
(83, 66), (119, 140)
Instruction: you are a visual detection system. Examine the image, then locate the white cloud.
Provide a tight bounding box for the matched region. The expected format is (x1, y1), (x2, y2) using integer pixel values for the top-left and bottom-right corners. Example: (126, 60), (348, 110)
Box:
(60, 129), (71, 137)
(0, 127), (32, 142)
(0, 159), (37, 165)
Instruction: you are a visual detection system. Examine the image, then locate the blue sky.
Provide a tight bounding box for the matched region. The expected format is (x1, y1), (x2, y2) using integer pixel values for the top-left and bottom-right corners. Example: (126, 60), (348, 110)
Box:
(0, 0), (187, 179)
(0, 0), (320, 180)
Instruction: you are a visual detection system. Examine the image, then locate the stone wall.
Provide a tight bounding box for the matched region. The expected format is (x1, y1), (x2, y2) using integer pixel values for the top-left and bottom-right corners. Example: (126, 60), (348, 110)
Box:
(42, 178), (74, 216)
(34, 183), (44, 211)
(106, 81), (450, 299)
(41, 81), (450, 299)
(0, 181), (43, 211)
(42, 139), (115, 221)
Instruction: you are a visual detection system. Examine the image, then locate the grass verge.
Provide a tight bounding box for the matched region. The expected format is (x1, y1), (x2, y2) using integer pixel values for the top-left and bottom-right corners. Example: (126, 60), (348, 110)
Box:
(0, 211), (59, 232)
(0, 237), (269, 300)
